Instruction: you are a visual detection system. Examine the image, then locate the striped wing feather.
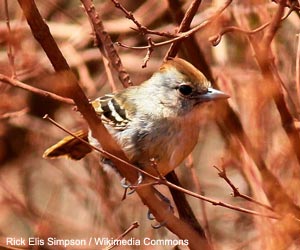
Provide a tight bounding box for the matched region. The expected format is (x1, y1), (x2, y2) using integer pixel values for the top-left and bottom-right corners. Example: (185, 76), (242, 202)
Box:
(91, 94), (131, 129)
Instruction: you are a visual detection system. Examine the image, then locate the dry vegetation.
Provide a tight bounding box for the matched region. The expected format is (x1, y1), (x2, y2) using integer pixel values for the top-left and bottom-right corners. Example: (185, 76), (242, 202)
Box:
(1, 0), (300, 249)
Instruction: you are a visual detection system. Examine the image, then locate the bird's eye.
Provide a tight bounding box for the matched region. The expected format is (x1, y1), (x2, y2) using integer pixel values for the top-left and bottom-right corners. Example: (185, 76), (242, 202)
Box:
(178, 84), (193, 96)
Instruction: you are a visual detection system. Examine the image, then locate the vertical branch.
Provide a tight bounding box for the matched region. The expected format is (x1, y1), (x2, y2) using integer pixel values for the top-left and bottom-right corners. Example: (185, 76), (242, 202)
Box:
(252, 0), (300, 167)
(166, 0), (202, 58)
(262, 0), (286, 48)
(165, 0), (214, 82)
(296, 34), (300, 117)
(80, 0), (133, 88)
(4, 0), (16, 78)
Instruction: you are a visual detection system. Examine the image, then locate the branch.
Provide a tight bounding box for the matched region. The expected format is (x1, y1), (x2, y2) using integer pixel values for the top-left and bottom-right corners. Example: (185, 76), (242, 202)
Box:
(214, 166), (274, 211)
(263, 0), (287, 47)
(0, 74), (74, 105)
(209, 6), (293, 46)
(4, 0), (16, 77)
(18, 0), (69, 71)
(110, 0), (175, 38)
(165, 0), (202, 58)
(105, 222), (139, 250)
(165, 181), (281, 220)
(80, 0), (132, 88)
(117, 0), (232, 51)
(272, 0), (300, 11)
(297, 34), (300, 117)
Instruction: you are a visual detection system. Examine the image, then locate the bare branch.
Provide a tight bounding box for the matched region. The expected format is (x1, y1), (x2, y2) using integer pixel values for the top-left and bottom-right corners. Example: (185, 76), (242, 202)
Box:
(297, 34), (300, 118)
(110, 0), (174, 38)
(263, 0), (287, 47)
(166, 0), (203, 58)
(0, 74), (74, 105)
(80, 0), (133, 88)
(105, 222), (140, 250)
(209, 7), (293, 46)
(117, 0), (232, 51)
(214, 166), (274, 211)
(4, 0), (16, 77)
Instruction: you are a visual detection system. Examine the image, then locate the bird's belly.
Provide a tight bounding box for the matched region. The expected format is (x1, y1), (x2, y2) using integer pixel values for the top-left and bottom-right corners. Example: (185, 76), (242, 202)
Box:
(113, 119), (200, 176)
(89, 118), (200, 176)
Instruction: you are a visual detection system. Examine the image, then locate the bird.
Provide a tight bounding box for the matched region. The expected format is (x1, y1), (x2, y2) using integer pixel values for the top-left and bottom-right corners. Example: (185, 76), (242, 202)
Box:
(43, 57), (229, 177)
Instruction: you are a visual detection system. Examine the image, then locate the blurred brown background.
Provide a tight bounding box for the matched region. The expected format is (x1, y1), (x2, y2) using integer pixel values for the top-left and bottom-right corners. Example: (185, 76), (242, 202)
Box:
(1, 0), (300, 249)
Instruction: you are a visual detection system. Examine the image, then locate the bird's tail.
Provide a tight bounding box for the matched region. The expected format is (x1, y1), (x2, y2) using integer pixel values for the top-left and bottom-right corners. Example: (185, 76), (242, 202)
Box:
(43, 130), (92, 160)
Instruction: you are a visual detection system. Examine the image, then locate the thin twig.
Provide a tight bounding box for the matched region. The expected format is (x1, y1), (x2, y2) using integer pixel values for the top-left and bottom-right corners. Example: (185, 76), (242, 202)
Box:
(0, 74), (74, 105)
(117, 0), (232, 50)
(142, 37), (154, 68)
(110, 0), (174, 38)
(105, 222), (140, 250)
(214, 166), (274, 211)
(164, 180), (281, 220)
(209, 7), (293, 46)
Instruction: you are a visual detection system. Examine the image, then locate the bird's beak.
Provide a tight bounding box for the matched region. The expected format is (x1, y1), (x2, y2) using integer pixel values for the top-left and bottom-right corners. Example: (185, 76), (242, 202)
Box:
(198, 87), (229, 102)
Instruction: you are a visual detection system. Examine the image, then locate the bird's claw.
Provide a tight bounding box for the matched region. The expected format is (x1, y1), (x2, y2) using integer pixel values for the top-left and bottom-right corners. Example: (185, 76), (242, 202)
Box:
(120, 171), (143, 195)
(147, 189), (174, 229)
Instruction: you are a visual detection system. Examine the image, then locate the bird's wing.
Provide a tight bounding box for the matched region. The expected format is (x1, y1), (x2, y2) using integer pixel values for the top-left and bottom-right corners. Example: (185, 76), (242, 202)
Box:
(91, 93), (132, 130)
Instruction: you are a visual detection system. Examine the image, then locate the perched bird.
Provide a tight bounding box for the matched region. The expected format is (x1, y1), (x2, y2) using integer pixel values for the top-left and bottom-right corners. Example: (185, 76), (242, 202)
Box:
(43, 58), (229, 176)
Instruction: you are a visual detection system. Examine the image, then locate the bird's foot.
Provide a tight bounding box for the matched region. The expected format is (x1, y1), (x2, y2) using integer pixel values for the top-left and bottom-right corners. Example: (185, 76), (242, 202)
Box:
(147, 188), (174, 229)
(121, 171), (143, 195)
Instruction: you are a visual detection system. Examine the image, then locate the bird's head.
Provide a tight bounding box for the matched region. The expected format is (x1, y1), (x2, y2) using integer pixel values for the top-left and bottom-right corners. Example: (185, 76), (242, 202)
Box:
(147, 58), (229, 116)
